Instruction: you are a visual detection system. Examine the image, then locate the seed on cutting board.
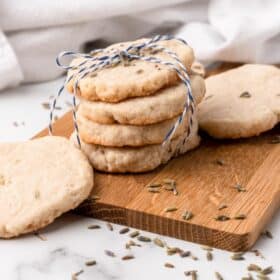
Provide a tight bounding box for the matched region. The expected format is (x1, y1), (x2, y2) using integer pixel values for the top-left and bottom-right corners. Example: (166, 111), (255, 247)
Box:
(164, 207), (178, 213)
(125, 240), (141, 249)
(261, 230), (273, 239)
(147, 188), (160, 193)
(163, 185), (174, 191)
(104, 250), (116, 257)
(146, 182), (161, 188)
(240, 91), (251, 98)
(162, 178), (176, 184)
(215, 159), (225, 166)
(164, 262), (175, 268)
(191, 254), (198, 261)
(270, 135), (280, 144)
(87, 224), (101, 229)
(41, 102), (51, 110)
(234, 213), (247, 220)
(231, 252), (245, 260)
(119, 227), (130, 234)
(234, 183), (247, 192)
(153, 238), (165, 248)
(215, 271), (224, 280)
(256, 275), (270, 280)
(106, 222), (113, 231)
(129, 231), (140, 238)
(85, 260), (97, 266)
(206, 251), (213, 261)
(122, 254), (134, 261)
(218, 203), (228, 210)
(261, 266), (273, 275)
(250, 249), (265, 258)
(137, 235), (151, 242)
(180, 251), (191, 257)
(247, 263), (262, 272)
(182, 211), (194, 221)
(214, 215), (230, 221)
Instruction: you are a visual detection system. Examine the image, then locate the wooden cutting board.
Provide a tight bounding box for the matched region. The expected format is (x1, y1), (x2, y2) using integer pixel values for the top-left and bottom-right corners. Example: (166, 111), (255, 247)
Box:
(34, 64), (280, 252)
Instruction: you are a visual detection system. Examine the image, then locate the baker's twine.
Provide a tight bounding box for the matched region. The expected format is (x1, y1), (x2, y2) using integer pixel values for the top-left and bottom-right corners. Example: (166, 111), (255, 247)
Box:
(50, 35), (195, 147)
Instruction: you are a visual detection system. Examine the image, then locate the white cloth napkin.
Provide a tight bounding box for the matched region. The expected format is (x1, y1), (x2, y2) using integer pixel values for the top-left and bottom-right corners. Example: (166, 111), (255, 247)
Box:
(0, 0), (280, 91)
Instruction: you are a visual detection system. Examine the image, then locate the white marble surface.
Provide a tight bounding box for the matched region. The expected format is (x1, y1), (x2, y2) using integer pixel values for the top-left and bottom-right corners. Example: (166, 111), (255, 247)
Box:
(0, 79), (279, 280)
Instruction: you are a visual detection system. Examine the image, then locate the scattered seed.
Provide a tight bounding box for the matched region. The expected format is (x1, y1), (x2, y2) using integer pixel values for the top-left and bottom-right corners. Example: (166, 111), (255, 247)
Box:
(129, 231), (140, 238)
(164, 207), (178, 213)
(180, 251), (191, 258)
(163, 185), (174, 191)
(240, 91), (251, 98)
(214, 215), (230, 222)
(137, 235), (151, 242)
(136, 69), (144, 74)
(13, 121), (19, 127)
(106, 222), (113, 231)
(218, 203), (228, 210)
(41, 102), (51, 110)
(85, 260), (97, 266)
(201, 245), (213, 251)
(166, 247), (180, 255)
(164, 262), (175, 268)
(34, 232), (47, 241)
(234, 183), (247, 192)
(250, 249), (265, 259)
(91, 195), (100, 201)
(262, 266), (273, 275)
(206, 251), (213, 261)
(191, 255), (198, 261)
(146, 182), (161, 188)
(270, 135), (280, 144)
(242, 274), (254, 280)
(215, 159), (225, 166)
(231, 252), (245, 261)
(162, 178), (176, 184)
(234, 213), (247, 220)
(184, 270), (198, 279)
(182, 211), (194, 221)
(104, 250), (115, 257)
(215, 271), (224, 280)
(88, 225), (101, 229)
(262, 230), (273, 239)
(119, 227), (130, 234)
(148, 188), (160, 193)
(248, 263), (262, 272)
(125, 239), (141, 249)
(0, 175), (5, 185)
(122, 254), (134, 261)
(153, 238), (165, 248)
(72, 270), (84, 280)
(34, 190), (40, 199)
(256, 275), (270, 280)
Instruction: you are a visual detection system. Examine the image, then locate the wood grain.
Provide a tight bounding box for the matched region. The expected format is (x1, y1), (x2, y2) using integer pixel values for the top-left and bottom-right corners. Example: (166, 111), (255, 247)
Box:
(34, 63), (280, 251)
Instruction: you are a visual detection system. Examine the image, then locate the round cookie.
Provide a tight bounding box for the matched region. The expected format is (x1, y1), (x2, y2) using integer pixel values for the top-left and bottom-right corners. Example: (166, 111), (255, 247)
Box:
(71, 117), (200, 173)
(77, 110), (191, 147)
(198, 64), (280, 139)
(0, 136), (93, 238)
(66, 38), (194, 103)
(79, 74), (205, 125)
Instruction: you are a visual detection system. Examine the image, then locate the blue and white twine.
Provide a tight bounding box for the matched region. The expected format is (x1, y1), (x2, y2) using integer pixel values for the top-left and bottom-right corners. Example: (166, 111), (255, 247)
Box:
(50, 35), (195, 147)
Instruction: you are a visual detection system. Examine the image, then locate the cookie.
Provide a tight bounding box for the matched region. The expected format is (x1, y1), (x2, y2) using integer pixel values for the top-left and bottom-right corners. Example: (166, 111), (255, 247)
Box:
(198, 64), (280, 139)
(77, 109), (191, 147)
(71, 117), (200, 173)
(0, 136), (93, 238)
(66, 38), (194, 103)
(79, 74), (205, 125)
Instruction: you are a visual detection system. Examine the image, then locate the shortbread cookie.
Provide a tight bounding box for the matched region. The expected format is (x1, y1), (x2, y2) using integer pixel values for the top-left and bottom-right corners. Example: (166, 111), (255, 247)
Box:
(0, 136), (93, 238)
(66, 38), (194, 102)
(77, 109), (191, 147)
(198, 64), (280, 138)
(79, 74), (205, 125)
(71, 117), (200, 173)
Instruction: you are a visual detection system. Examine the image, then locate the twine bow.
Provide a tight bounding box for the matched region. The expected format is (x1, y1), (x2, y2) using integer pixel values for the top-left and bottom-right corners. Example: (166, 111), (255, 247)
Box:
(50, 35), (195, 147)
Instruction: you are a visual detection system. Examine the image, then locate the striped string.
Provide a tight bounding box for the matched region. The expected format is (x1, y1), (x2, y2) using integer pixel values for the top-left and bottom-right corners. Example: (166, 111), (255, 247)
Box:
(50, 35), (195, 147)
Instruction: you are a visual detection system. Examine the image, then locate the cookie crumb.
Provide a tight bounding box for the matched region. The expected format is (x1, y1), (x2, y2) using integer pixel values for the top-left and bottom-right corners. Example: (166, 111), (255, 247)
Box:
(240, 91), (251, 98)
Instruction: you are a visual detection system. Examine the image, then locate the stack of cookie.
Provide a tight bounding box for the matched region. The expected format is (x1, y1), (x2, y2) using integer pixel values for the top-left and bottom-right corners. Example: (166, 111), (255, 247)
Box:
(68, 38), (206, 173)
